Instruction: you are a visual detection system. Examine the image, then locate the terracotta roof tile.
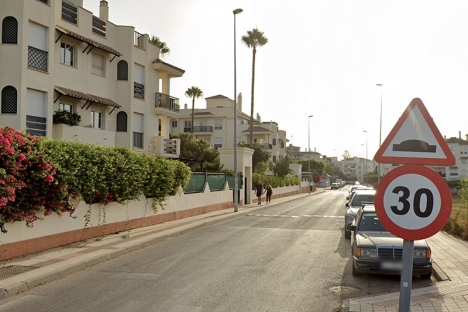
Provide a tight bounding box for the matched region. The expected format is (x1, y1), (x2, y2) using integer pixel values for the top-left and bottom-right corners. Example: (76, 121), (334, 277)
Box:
(56, 26), (122, 56)
(55, 86), (121, 109)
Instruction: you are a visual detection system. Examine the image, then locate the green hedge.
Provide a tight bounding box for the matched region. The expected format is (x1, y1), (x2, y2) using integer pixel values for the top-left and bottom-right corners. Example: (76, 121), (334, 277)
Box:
(252, 173), (300, 188)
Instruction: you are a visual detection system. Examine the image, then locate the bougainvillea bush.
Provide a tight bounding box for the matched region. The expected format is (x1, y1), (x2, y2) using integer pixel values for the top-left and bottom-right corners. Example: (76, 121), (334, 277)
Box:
(0, 127), (192, 233)
(0, 127), (74, 233)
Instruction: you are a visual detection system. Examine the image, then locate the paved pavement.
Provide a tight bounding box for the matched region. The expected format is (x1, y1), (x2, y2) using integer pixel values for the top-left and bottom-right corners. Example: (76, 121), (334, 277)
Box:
(1, 189), (468, 311)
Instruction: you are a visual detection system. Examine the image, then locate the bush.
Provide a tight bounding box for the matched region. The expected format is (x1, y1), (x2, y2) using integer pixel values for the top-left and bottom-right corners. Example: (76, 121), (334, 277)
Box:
(53, 110), (82, 126)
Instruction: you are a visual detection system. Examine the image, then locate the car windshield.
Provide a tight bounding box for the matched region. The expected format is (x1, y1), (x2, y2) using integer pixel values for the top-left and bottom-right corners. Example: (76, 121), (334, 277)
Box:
(350, 194), (375, 206)
(358, 212), (387, 232)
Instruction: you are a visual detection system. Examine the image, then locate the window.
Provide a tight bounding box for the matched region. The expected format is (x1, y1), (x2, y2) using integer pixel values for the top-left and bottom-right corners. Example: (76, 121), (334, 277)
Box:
(133, 113), (144, 148)
(2, 17), (18, 44)
(184, 120), (192, 132)
(60, 42), (75, 66)
(1, 86), (17, 114)
(158, 118), (162, 136)
(134, 64), (144, 98)
(171, 120), (178, 128)
(91, 111), (103, 129)
(273, 156), (277, 163)
(214, 137), (222, 149)
(92, 52), (105, 76)
(28, 22), (48, 72)
(117, 60), (128, 80)
(462, 159), (467, 164)
(116, 112), (127, 132)
(272, 138), (276, 146)
(26, 89), (46, 136)
(59, 103), (73, 113)
(214, 119), (222, 130)
(61, 0), (77, 24)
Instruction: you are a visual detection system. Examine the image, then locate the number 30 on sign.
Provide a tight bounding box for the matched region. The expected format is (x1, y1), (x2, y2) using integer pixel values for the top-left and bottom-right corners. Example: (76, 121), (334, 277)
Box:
(375, 165), (452, 240)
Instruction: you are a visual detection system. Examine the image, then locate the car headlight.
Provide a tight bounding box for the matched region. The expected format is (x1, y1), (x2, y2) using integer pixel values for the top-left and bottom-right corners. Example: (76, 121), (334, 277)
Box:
(414, 248), (431, 259)
(356, 247), (377, 258)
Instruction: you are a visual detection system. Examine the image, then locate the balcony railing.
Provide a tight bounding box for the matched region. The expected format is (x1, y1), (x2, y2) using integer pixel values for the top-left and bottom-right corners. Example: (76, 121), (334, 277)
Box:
(260, 143), (272, 150)
(155, 92), (179, 112)
(62, 1), (77, 24)
(184, 126), (213, 133)
(134, 82), (144, 99)
(28, 46), (48, 72)
(26, 115), (46, 136)
(133, 132), (143, 148)
(134, 31), (146, 50)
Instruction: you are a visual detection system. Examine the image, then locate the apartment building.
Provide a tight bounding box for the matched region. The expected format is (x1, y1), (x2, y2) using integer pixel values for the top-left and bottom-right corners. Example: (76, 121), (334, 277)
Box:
(0, 0), (183, 157)
(340, 157), (375, 182)
(286, 144), (322, 162)
(173, 94), (288, 162)
(428, 133), (468, 181)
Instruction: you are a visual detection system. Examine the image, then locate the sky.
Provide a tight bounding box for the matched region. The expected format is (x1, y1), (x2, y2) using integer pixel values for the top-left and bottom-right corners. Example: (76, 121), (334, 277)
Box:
(83, 0), (468, 161)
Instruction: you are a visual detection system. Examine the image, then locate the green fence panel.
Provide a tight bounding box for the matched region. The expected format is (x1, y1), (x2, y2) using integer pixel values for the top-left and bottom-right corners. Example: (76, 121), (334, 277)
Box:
(183, 174), (205, 193)
(207, 174), (226, 191)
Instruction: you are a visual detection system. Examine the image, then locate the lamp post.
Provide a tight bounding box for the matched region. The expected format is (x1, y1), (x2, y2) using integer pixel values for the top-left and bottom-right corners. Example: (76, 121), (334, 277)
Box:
(233, 8), (242, 212)
(333, 149), (335, 182)
(308, 115), (313, 193)
(363, 130), (368, 185)
(376, 84), (383, 184)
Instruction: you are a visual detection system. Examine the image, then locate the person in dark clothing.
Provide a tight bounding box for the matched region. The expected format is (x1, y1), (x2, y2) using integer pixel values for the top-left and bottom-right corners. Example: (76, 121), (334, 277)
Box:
(256, 182), (263, 205)
(265, 183), (273, 204)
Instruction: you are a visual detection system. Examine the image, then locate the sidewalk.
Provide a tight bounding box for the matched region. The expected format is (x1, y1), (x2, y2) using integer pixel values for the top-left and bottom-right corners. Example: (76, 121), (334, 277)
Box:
(2, 190), (468, 311)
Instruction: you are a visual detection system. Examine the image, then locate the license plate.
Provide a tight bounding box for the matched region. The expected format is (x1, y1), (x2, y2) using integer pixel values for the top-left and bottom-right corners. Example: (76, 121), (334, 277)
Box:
(381, 262), (403, 270)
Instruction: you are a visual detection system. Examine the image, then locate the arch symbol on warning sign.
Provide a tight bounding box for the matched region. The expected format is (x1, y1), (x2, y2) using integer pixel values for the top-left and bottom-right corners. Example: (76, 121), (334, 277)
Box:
(375, 165), (452, 240)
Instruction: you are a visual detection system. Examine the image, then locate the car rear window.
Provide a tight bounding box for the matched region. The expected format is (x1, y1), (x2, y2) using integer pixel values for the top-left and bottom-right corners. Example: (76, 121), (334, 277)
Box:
(358, 212), (386, 232)
(350, 194), (375, 206)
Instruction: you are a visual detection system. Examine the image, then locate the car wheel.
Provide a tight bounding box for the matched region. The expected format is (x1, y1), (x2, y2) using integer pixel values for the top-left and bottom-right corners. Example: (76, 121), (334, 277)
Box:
(420, 271), (432, 279)
(344, 230), (350, 239)
(352, 263), (362, 277)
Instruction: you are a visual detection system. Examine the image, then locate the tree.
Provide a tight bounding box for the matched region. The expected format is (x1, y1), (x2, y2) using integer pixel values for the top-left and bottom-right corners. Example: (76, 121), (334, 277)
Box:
(149, 36), (170, 58)
(185, 87), (203, 134)
(238, 143), (271, 171)
(241, 28), (268, 147)
(342, 150), (351, 160)
(170, 133), (221, 172)
(273, 156), (294, 177)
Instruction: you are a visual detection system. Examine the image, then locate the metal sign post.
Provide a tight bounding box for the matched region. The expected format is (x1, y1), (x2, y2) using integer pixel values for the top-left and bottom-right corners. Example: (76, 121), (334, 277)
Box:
(399, 240), (414, 311)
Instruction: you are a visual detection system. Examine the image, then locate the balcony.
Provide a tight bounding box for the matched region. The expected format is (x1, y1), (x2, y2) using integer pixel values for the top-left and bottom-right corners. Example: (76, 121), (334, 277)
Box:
(150, 136), (180, 158)
(184, 126), (213, 133)
(134, 31), (146, 50)
(155, 92), (179, 118)
(53, 124), (115, 147)
(260, 143), (272, 150)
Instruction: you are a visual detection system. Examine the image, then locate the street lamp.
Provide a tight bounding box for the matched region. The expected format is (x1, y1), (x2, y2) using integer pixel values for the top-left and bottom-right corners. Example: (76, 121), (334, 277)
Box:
(376, 84), (383, 184)
(363, 130), (368, 185)
(233, 8), (242, 212)
(308, 115), (313, 193)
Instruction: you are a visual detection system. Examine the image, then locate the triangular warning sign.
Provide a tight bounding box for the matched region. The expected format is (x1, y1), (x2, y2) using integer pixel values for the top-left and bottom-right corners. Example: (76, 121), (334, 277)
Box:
(374, 98), (455, 166)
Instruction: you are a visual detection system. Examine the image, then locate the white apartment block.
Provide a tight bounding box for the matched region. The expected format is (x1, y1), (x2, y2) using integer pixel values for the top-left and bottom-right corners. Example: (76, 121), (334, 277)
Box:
(173, 94), (288, 162)
(286, 144), (322, 162)
(0, 0), (183, 157)
(429, 133), (468, 181)
(340, 157), (375, 182)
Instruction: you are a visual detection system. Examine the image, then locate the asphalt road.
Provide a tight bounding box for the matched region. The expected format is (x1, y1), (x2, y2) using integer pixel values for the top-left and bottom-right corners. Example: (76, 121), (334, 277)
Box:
(0, 187), (437, 312)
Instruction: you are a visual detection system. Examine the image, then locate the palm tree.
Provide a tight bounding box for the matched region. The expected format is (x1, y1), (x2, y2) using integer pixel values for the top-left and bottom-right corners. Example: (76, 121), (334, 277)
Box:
(241, 28), (268, 147)
(149, 35), (170, 58)
(185, 87), (203, 134)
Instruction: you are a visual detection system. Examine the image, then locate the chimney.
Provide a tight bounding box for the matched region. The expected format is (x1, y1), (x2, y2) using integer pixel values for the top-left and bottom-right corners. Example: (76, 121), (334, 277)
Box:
(459, 131), (462, 139)
(257, 113), (261, 122)
(99, 0), (109, 21)
(237, 93), (242, 112)
(184, 103), (188, 109)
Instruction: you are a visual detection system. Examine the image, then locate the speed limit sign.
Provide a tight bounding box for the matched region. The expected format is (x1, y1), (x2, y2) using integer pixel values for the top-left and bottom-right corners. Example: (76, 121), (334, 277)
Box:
(375, 164), (452, 240)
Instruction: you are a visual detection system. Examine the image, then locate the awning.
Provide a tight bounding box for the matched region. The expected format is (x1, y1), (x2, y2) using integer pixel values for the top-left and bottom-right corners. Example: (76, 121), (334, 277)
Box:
(55, 26), (122, 57)
(54, 86), (121, 109)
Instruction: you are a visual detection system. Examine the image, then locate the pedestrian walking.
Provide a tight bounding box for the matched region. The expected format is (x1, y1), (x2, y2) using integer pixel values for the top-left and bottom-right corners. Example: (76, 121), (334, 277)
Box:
(265, 183), (273, 204)
(255, 182), (263, 205)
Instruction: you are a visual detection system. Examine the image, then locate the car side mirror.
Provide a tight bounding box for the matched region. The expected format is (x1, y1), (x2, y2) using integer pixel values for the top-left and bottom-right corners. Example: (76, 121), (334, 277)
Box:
(348, 225), (357, 231)
(346, 196), (350, 200)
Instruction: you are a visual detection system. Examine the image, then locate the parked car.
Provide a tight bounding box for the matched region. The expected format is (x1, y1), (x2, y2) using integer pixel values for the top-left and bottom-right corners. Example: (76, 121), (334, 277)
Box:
(344, 189), (376, 239)
(331, 183), (340, 189)
(349, 205), (432, 278)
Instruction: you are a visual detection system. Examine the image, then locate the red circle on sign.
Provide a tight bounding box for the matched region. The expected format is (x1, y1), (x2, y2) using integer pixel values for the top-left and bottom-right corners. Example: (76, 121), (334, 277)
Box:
(375, 164), (452, 240)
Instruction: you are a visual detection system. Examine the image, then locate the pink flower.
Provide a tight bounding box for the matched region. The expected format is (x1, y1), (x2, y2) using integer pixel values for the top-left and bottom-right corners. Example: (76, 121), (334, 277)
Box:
(44, 174), (54, 183)
(17, 153), (26, 161)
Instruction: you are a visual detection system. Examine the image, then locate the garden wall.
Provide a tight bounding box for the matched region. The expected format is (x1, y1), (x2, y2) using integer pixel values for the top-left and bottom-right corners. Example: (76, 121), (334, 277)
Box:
(0, 182), (310, 260)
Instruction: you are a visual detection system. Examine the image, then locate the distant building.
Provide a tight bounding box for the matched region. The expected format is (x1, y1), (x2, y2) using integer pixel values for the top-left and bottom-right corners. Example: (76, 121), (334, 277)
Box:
(173, 94), (288, 162)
